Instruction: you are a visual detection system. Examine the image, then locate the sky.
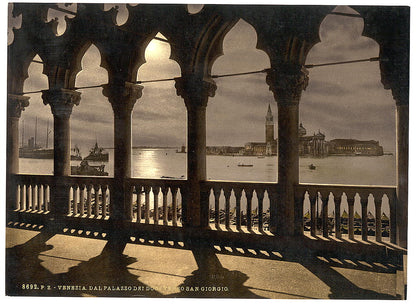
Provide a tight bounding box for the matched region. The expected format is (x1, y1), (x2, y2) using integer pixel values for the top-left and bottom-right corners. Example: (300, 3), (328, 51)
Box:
(9, 4), (397, 154)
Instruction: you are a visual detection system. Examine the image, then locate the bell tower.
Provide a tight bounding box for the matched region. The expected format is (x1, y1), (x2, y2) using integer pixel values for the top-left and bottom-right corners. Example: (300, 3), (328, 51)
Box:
(265, 104), (274, 143)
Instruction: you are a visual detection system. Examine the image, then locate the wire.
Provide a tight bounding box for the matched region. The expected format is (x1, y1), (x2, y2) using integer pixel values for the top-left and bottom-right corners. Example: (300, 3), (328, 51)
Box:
(19, 57), (382, 95)
(304, 57), (380, 68)
(328, 12), (362, 18)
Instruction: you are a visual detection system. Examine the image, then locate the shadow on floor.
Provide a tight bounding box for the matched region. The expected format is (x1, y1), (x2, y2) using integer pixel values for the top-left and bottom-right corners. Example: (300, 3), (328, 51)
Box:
(6, 227), (401, 298)
(168, 244), (265, 298)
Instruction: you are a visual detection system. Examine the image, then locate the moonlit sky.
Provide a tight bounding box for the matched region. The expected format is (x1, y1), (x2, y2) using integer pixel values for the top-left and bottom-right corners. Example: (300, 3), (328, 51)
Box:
(9, 4), (396, 154)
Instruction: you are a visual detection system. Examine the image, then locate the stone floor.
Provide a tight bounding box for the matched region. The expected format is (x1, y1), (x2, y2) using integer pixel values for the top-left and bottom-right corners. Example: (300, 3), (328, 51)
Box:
(5, 226), (405, 299)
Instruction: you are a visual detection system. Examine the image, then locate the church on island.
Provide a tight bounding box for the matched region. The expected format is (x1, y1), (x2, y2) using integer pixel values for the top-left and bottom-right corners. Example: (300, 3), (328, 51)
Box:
(206, 104), (384, 157)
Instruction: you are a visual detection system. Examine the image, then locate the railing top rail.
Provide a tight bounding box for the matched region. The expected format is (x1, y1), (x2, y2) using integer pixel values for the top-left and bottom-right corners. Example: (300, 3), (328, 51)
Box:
(203, 180), (278, 189)
(125, 177), (187, 187)
(297, 183), (396, 190)
(12, 174), (55, 184)
(64, 176), (115, 185)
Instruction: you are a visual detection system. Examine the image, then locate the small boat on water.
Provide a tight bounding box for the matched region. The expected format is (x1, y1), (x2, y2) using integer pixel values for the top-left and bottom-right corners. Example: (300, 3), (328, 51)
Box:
(84, 142), (109, 162)
(238, 162), (253, 167)
(309, 164), (316, 170)
(161, 175), (185, 179)
(71, 160), (108, 176)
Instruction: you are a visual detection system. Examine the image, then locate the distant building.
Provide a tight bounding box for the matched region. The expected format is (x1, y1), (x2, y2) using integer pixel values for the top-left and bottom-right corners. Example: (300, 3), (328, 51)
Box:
(206, 105), (383, 157)
(299, 124), (328, 157)
(328, 139), (383, 156)
(244, 104), (277, 156)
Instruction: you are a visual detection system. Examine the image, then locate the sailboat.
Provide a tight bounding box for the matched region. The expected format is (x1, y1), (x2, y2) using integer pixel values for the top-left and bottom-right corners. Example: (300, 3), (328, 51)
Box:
(19, 118), (54, 159)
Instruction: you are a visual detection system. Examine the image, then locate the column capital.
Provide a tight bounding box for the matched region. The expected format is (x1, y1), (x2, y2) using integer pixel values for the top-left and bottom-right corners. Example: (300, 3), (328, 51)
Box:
(42, 89), (81, 119)
(266, 64), (309, 106)
(7, 94), (30, 118)
(174, 75), (217, 109)
(102, 82), (143, 117)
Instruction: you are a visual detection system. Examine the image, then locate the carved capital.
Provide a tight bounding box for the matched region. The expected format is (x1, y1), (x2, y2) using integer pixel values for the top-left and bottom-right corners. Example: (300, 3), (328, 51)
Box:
(42, 89), (81, 119)
(174, 76), (217, 109)
(7, 94), (30, 118)
(266, 64), (309, 106)
(102, 82), (143, 117)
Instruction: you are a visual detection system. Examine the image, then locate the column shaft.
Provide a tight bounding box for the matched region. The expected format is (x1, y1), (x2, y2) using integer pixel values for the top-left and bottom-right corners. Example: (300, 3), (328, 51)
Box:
(103, 82), (142, 222)
(6, 95), (30, 214)
(175, 76), (216, 228)
(396, 103), (408, 247)
(42, 89), (81, 218)
(266, 65), (308, 236)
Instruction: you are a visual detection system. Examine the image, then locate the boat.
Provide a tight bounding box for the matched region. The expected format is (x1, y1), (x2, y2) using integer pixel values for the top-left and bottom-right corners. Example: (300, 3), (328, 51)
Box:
(257, 156), (265, 159)
(71, 145), (82, 161)
(309, 164), (316, 170)
(71, 160), (108, 176)
(84, 142), (109, 162)
(19, 117), (54, 159)
(19, 144), (54, 159)
(161, 175), (185, 179)
(238, 163), (253, 167)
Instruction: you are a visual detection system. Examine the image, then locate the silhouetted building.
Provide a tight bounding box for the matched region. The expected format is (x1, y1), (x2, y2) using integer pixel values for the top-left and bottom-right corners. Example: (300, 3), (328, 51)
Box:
(328, 139), (383, 156)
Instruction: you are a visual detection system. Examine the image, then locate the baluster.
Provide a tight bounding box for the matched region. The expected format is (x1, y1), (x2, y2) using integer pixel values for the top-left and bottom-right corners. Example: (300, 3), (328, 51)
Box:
(256, 188), (265, 231)
(161, 187), (169, 225)
(44, 185), (49, 211)
(153, 186), (160, 224)
(72, 185), (78, 215)
(245, 188), (254, 231)
(102, 185), (108, 218)
(20, 184), (25, 211)
(333, 192), (342, 239)
(213, 186), (221, 229)
(171, 186), (178, 226)
(310, 191), (317, 236)
(136, 185), (142, 223)
(361, 193), (369, 241)
(31, 184), (37, 211)
(320, 191), (329, 238)
(234, 187), (243, 230)
(38, 184), (46, 212)
(144, 186), (151, 224)
(94, 185), (100, 218)
(79, 184), (85, 216)
(374, 193), (383, 242)
(86, 184), (92, 217)
(223, 187), (232, 229)
(26, 184), (31, 211)
(347, 193), (355, 240)
(37, 184), (42, 211)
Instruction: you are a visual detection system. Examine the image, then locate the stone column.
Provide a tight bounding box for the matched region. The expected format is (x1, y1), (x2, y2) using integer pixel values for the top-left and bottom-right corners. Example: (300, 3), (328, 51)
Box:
(266, 64), (309, 236)
(175, 75), (216, 228)
(395, 98), (408, 247)
(42, 89), (81, 217)
(6, 94), (30, 213)
(102, 82), (143, 221)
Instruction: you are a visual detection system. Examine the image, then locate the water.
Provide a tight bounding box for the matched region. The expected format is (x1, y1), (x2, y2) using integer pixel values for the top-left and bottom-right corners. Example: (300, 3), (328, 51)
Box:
(19, 148), (396, 186)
